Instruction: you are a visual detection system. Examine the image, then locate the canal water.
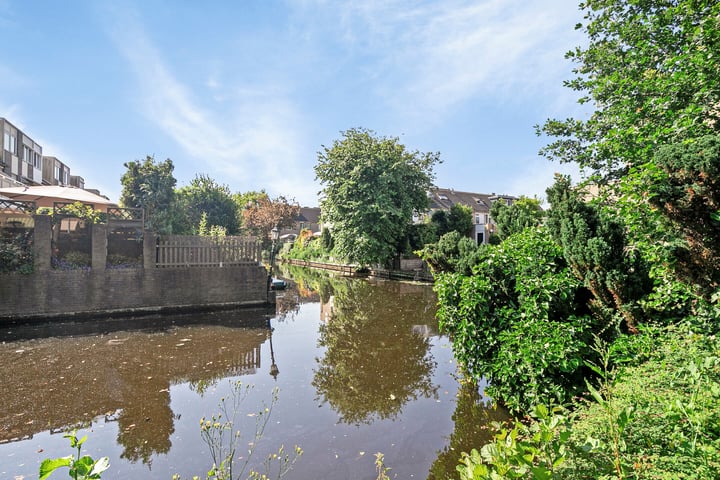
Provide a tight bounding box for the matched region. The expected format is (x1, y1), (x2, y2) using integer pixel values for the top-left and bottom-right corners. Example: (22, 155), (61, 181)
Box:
(0, 267), (507, 479)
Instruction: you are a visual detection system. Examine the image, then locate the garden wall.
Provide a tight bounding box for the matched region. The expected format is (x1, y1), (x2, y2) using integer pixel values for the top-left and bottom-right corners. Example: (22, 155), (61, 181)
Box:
(0, 214), (272, 322)
(0, 265), (271, 322)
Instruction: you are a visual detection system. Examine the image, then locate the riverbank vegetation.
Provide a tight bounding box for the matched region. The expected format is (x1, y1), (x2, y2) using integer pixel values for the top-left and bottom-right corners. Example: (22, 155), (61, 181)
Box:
(424, 0), (720, 477)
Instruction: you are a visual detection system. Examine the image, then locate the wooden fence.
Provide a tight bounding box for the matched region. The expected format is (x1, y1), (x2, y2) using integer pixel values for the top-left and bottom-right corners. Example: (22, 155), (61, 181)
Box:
(156, 235), (261, 267)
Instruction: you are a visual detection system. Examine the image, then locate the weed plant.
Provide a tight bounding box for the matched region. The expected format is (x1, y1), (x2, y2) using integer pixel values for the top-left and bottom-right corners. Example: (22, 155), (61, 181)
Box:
(458, 325), (720, 479)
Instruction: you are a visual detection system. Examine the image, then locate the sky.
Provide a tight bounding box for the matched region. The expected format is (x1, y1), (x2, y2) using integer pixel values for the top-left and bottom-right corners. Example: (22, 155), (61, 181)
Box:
(0, 0), (588, 207)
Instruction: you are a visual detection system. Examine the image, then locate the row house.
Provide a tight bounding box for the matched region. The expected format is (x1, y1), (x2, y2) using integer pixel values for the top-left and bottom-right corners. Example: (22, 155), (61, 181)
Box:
(1, 117), (86, 190)
(425, 187), (517, 244)
(279, 207), (322, 240)
(42, 156), (70, 186)
(1, 117), (43, 185)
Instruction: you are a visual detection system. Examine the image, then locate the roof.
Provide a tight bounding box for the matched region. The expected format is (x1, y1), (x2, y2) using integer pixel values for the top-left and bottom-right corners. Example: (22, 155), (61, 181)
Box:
(0, 185), (116, 211)
(297, 206), (321, 223)
(428, 188), (517, 213)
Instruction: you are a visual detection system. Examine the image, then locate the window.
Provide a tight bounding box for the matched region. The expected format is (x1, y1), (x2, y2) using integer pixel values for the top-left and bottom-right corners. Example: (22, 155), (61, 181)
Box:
(484, 214), (489, 224)
(475, 214), (481, 224)
(4, 132), (16, 154)
(24, 146), (31, 164)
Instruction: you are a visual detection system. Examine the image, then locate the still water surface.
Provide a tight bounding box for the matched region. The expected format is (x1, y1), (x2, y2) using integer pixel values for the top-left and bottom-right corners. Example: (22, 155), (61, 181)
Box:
(0, 268), (507, 479)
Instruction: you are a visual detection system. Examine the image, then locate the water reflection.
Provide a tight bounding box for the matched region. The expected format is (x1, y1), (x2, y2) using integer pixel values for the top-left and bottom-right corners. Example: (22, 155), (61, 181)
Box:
(1, 271), (510, 480)
(428, 379), (510, 479)
(0, 308), (271, 465)
(281, 267), (441, 425)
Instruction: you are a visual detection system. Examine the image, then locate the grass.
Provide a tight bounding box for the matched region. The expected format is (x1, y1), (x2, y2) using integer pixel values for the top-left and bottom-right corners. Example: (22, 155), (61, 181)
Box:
(563, 326), (720, 479)
(458, 324), (720, 479)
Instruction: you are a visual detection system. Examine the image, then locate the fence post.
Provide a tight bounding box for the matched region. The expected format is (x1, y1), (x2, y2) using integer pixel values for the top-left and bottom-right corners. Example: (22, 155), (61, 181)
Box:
(91, 223), (108, 271)
(143, 230), (157, 269)
(33, 214), (52, 271)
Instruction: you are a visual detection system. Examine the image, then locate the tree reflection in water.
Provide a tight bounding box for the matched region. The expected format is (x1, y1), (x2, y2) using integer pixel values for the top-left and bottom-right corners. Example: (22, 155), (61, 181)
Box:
(427, 378), (510, 479)
(311, 278), (439, 425)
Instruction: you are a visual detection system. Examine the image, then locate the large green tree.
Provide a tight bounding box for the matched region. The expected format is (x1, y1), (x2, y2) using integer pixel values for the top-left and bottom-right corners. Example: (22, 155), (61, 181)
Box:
(120, 155), (179, 234)
(176, 174), (240, 235)
(539, 0), (720, 299)
(546, 175), (651, 332)
(538, 0), (720, 178)
(647, 135), (720, 294)
(315, 128), (441, 266)
(430, 203), (474, 239)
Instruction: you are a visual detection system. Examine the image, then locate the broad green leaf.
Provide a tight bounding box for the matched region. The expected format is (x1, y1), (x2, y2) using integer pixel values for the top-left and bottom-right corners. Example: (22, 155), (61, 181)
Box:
(39, 456), (73, 480)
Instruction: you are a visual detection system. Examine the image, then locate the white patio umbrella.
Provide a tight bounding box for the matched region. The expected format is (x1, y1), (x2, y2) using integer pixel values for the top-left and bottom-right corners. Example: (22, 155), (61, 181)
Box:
(0, 185), (116, 212)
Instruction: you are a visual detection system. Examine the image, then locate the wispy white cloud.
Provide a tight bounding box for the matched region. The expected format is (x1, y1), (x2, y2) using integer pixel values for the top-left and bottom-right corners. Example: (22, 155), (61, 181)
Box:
(291, 0), (583, 120)
(103, 5), (316, 202)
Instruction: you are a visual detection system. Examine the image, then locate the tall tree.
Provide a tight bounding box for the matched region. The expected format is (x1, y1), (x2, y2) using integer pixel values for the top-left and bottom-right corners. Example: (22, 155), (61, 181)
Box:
(489, 196), (543, 240)
(176, 174), (240, 234)
(538, 0), (720, 179)
(315, 128), (441, 266)
(647, 135), (720, 294)
(546, 175), (651, 332)
(538, 0), (720, 299)
(120, 155), (179, 234)
(241, 193), (299, 239)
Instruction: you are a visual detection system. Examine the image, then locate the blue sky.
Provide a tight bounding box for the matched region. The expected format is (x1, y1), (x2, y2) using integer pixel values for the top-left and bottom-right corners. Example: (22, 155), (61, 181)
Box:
(1, 0), (587, 206)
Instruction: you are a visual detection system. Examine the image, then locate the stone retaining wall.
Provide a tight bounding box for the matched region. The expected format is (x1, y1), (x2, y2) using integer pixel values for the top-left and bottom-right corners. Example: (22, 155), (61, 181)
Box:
(0, 265), (271, 322)
(0, 214), (272, 322)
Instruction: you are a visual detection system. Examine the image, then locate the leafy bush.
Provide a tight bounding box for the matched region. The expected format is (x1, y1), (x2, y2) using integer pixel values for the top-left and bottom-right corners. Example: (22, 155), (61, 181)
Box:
(435, 227), (597, 412)
(564, 327), (720, 479)
(546, 175), (652, 333)
(459, 327), (720, 479)
(457, 404), (572, 480)
(417, 230), (480, 275)
(106, 254), (142, 269)
(0, 232), (33, 273)
(645, 135), (720, 297)
(53, 251), (91, 270)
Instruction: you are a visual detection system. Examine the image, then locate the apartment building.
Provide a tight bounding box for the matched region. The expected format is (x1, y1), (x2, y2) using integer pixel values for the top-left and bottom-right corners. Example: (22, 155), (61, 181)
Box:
(1, 117), (43, 185)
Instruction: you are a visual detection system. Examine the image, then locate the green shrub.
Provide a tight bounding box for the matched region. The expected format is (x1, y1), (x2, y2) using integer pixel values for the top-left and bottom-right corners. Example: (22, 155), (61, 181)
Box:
(435, 227), (597, 413)
(106, 254), (142, 268)
(417, 230), (480, 275)
(53, 251), (92, 270)
(457, 404), (572, 480)
(0, 233), (33, 273)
